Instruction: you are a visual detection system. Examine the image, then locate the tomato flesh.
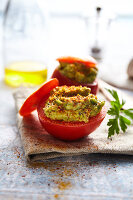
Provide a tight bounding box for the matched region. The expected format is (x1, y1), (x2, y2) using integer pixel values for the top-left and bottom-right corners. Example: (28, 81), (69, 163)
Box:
(37, 96), (106, 141)
(51, 68), (98, 95)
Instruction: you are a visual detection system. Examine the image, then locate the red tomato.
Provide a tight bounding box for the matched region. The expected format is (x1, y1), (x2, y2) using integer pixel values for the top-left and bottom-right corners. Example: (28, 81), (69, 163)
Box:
(37, 96), (106, 141)
(19, 78), (59, 116)
(57, 56), (97, 68)
(51, 68), (98, 95)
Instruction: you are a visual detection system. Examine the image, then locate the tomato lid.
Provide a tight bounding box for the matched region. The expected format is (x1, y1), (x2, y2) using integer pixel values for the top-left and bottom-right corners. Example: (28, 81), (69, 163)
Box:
(19, 78), (59, 116)
(56, 56), (97, 67)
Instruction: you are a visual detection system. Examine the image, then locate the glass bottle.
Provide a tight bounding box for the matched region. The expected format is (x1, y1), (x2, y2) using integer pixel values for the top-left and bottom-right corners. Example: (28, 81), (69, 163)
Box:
(3, 0), (48, 87)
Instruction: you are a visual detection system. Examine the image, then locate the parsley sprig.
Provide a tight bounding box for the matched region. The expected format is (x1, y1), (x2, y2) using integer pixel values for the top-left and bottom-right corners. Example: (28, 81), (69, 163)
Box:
(107, 89), (133, 138)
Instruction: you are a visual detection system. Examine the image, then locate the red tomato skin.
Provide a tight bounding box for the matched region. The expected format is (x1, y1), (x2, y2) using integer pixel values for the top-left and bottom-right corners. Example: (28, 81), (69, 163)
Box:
(51, 68), (98, 95)
(19, 78), (59, 116)
(57, 56), (97, 68)
(37, 97), (106, 141)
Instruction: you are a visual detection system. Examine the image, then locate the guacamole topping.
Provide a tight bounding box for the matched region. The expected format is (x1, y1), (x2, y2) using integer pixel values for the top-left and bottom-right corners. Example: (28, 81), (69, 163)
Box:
(58, 62), (98, 83)
(43, 86), (104, 123)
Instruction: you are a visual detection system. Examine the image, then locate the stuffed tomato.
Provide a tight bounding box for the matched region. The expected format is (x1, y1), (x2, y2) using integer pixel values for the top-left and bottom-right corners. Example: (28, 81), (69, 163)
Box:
(37, 85), (106, 141)
(52, 56), (98, 94)
(19, 79), (106, 141)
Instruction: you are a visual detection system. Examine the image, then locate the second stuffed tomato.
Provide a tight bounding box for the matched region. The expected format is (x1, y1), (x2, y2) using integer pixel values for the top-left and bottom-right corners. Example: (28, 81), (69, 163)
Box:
(52, 56), (98, 95)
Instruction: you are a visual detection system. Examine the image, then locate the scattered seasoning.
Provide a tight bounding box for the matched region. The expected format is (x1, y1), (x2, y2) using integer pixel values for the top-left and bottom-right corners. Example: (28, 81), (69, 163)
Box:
(57, 180), (72, 190)
(87, 145), (98, 151)
(54, 194), (59, 199)
(14, 147), (21, 159)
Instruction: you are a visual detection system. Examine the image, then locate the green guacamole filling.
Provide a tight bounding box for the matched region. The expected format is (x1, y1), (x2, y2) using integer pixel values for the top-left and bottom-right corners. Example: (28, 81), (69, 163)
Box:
(43, 86), (105, 123)
(58, 62), (98, 83)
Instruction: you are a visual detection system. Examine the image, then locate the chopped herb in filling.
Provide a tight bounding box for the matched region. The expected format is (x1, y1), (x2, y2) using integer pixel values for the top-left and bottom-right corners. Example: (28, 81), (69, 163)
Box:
(43, 86), (104, 123)
(58, 62), (98, 83)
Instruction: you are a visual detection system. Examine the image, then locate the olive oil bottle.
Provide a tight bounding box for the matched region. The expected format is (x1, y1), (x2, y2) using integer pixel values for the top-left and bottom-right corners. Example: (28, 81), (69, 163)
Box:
(3, 0), (48, 87)
(5, 61), (47, 87)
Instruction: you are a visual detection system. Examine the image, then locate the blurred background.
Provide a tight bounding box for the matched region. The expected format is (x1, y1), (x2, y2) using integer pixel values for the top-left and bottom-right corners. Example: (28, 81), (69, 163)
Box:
(0, 0), (133, 90)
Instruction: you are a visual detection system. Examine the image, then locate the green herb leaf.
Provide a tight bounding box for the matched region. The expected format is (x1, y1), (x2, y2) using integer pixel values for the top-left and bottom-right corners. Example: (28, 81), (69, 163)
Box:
(107, 107), (117, 116)
(119, 115), (131, 132)
(107, 118), (119, 138)
(107, 89), (120, 105)
(106, 89), (133, 138)
(121, 99), (126, 107)
(122, 109), (133, 119)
